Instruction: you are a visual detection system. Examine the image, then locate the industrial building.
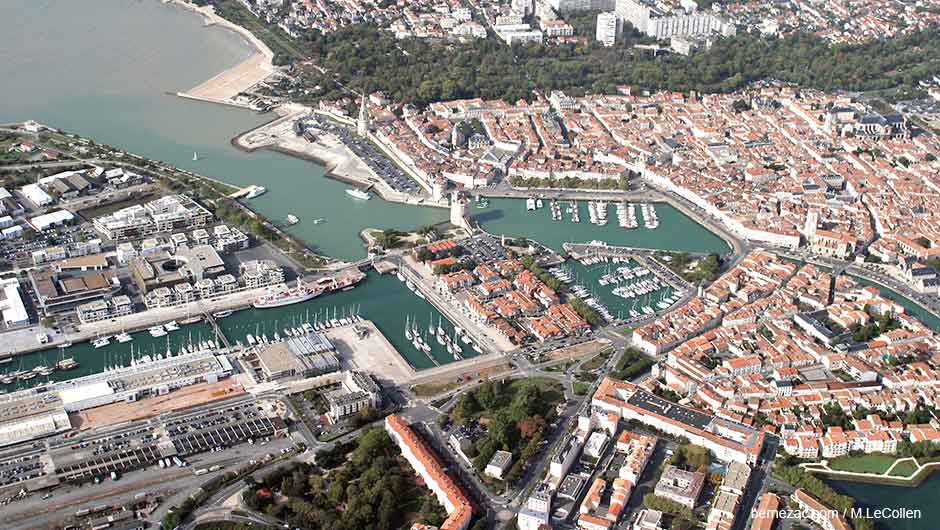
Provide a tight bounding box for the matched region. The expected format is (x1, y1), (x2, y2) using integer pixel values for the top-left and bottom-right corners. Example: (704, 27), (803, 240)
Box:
(0, 277), (29, 327)
(0, 391), (71, 448)
(50, 350), (233, 412)
(255, 331), (339, 381)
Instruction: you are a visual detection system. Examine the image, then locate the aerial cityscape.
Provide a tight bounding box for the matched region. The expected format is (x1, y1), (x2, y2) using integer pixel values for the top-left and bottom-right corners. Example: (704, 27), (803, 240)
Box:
(1, 1), (940, 530)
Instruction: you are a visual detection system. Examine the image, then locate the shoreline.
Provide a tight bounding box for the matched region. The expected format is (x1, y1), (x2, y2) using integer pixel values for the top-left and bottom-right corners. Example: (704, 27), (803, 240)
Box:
(229, 110), (450, 209)
(811, 463), (940, 488)
(165, 0), (276, 108)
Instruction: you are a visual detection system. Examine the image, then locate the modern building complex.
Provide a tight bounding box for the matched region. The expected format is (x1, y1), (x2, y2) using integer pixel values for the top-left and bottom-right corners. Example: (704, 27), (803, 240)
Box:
(325, 371), (382, 422)
(93, 195), (214, 240)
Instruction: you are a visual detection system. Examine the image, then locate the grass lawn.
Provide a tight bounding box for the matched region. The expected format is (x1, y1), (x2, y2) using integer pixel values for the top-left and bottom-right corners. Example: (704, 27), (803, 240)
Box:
(573, 381), (590, 396)
(581, 348), (613, 371)
(828, 453), (897, 474)
(888, 460), (918, 477)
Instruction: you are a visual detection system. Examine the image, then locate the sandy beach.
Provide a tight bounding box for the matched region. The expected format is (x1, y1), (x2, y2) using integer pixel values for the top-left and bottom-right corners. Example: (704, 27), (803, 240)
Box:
(169, 0), (275, 107)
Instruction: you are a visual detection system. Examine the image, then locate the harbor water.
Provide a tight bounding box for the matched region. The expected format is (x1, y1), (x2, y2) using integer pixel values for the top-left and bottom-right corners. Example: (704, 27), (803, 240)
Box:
(3, 0), (940, 508)
(472, 198), (730, 254)
(828, 475), (939, 530)
(0, 0), (446, 261)
(0, 270), (478, 390)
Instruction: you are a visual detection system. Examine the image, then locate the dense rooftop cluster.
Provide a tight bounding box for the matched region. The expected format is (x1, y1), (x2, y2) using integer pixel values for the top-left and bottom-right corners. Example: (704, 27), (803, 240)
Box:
(355, 86), (940, 280)
(721, 0), (940, 45)
(631, 249), (940, 461)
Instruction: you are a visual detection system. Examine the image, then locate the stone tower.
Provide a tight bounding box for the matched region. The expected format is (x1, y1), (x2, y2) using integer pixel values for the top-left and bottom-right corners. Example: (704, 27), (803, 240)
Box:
(357, 94), (370, 137)
(450, 190), (470, 231)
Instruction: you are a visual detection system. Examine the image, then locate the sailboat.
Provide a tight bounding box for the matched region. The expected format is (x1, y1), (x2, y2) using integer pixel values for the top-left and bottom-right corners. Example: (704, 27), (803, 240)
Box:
(405, 315), (413, 341)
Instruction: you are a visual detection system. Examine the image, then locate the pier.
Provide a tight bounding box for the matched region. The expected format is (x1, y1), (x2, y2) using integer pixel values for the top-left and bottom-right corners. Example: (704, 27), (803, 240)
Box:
(203, 312), (233, 350)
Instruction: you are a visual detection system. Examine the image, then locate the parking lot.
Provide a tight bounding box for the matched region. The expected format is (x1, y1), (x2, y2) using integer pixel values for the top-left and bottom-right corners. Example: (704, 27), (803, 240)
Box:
(462, 233), (508, 263)
(170, 416), (283, 456)
(56, 444), (162, 481)
(0, 453), (45, 487)
(308, 118), (422, 194)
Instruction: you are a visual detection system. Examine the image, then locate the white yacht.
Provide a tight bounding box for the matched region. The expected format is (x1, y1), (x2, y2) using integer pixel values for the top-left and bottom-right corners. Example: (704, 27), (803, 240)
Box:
(346, 188), (371, 200)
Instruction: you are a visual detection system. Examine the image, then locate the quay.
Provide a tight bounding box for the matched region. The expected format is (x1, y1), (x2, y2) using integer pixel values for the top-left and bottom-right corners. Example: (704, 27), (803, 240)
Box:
(229, 107), (449, 209)
(394, 255), (515, 355)
(563, 241), (713, 260)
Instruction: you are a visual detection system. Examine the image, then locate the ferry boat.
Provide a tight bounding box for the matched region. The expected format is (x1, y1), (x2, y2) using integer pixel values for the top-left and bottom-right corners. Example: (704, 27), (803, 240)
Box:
(213, 310), (234, 318)
(92, 336), (110, 348)
(164, 321), (180, 331)
(149, 326), (167, 338)
(252, 280), (325, 309)
(316, 272), (365, 293)
(346, 188), (371, 200)
(245, 186), (267, 199)
(286, 214), (299, 225)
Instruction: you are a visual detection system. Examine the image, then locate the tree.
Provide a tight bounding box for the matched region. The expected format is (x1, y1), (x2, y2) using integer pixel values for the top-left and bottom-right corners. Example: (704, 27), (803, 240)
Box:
(517, 415), (545, 440)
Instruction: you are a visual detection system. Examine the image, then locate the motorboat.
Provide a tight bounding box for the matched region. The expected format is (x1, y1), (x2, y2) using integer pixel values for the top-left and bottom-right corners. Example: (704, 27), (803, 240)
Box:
(346, 188), (371, 200)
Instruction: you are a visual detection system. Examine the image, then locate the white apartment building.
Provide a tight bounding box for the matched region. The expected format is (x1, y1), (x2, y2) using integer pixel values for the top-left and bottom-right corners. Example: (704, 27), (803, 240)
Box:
(596, 11), (618, 47)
